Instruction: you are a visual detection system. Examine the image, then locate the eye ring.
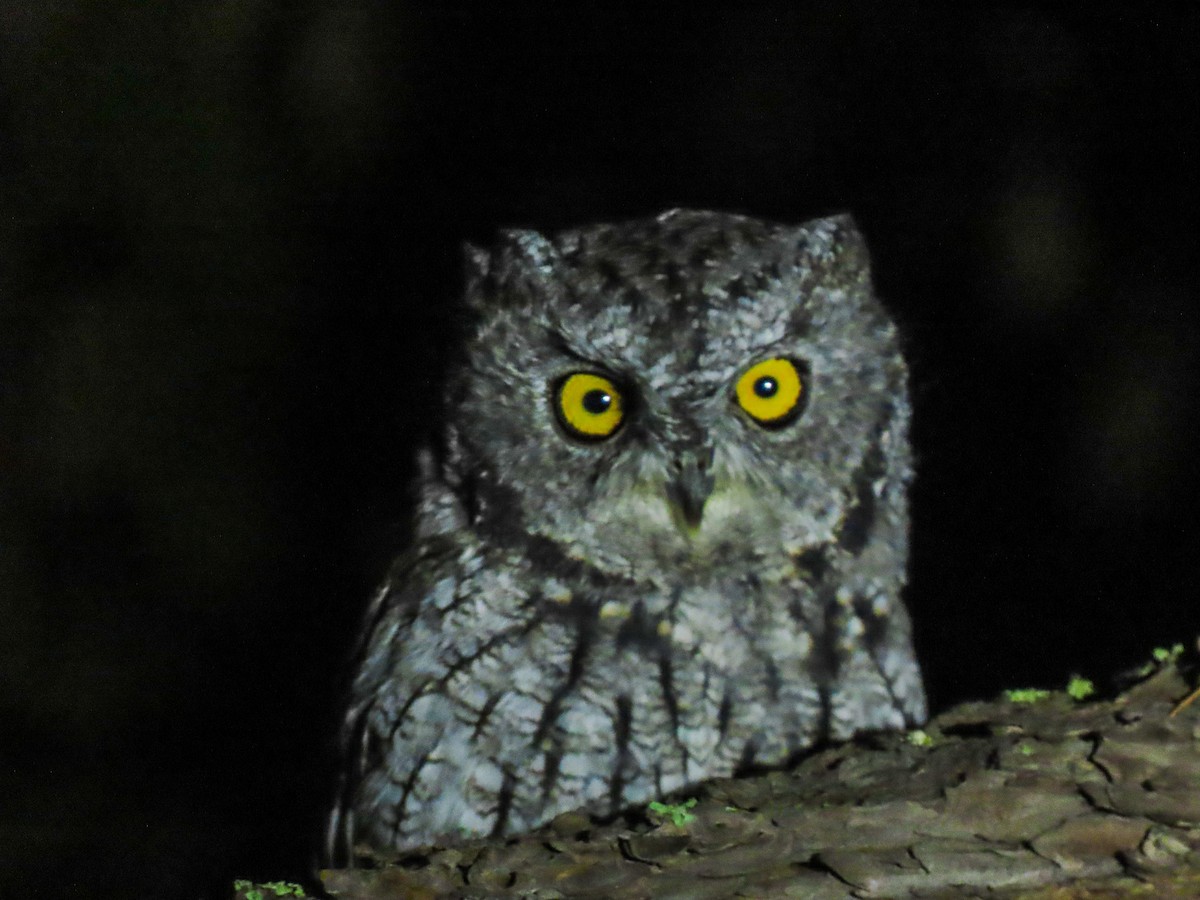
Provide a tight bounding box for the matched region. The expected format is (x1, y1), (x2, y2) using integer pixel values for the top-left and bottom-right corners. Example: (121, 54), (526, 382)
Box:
(734, 357), (807, 427)
(553, 372), (626, 441)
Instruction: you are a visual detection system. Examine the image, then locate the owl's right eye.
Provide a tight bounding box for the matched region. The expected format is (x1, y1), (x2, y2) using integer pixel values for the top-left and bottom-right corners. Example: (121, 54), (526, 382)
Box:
(553, 372), (626, 441)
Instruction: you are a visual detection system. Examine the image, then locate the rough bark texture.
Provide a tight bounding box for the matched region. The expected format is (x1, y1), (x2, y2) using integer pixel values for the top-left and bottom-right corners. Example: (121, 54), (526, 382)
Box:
(299, 660), (1200, 899)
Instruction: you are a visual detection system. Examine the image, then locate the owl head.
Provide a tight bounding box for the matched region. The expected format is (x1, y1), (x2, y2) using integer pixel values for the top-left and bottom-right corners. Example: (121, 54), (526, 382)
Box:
(436, 209), (909, 582)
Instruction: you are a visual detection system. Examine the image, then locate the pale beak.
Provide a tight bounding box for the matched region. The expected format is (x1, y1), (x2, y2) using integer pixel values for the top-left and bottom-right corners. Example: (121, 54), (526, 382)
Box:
(665, 447), (715, 534)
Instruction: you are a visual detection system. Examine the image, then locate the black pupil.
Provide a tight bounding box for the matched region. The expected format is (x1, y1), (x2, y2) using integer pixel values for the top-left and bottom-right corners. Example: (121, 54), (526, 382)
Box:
(753, 376), (778, 398)
(582, 389), (612, 415)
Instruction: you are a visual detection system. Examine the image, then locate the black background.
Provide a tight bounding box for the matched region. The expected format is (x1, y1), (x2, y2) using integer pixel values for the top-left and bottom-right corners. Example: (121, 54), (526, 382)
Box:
(2, 4), (1197, 897)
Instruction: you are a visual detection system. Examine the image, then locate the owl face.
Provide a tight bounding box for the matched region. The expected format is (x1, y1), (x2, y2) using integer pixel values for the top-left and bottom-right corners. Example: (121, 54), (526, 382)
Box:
(446, 210), (907, 581)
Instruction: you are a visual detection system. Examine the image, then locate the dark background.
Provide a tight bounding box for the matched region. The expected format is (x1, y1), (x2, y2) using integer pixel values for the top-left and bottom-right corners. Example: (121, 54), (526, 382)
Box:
(2, 4), (1197, 897)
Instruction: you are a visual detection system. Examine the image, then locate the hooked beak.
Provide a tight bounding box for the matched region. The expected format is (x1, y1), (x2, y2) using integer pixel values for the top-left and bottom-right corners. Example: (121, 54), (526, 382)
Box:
(665, 448), (715, 535)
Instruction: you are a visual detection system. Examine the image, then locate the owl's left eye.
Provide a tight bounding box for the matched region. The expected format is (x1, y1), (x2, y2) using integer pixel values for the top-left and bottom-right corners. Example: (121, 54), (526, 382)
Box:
(734, 357), (806, 427)
(553, 372), (625, 440)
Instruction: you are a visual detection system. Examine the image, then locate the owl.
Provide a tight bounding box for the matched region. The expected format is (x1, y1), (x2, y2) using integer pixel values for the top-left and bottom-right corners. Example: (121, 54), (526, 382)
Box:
(326, 209), (925, 860)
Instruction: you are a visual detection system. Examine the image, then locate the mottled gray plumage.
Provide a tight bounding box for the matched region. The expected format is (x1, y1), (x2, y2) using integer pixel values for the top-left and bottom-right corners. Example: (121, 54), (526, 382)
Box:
(327, 209), (925, 860)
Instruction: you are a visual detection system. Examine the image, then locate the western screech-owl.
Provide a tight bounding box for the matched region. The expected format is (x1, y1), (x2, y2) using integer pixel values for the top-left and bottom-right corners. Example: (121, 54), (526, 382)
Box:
(326, 209), (926, 859)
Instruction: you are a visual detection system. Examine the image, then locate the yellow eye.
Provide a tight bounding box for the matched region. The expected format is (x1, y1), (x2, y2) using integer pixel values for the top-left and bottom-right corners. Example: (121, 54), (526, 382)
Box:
(735, 357), (805, 426)
(554, 372), (625, 440)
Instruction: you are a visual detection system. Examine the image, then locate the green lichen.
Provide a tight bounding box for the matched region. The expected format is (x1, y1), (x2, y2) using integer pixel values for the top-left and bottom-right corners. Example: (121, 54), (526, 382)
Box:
(1067, 675), (1096, 701)
(906, 729), (934, 748)
(1005, 687), (1052, 704)
(1154, 644), (1185, 663)
(1134, 643), (1187, 678)
(232, 879), (306, 899)
(648, 797), (698, 827)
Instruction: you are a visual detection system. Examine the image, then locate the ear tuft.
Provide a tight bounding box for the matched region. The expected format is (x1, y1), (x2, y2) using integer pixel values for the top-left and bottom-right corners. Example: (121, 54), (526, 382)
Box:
(461, 242), (493, 309)
(461, 228), (560, 311)
(500, 229), (557, 273)
(463, 242), (490, 278)
(799, 212), (871, 279)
